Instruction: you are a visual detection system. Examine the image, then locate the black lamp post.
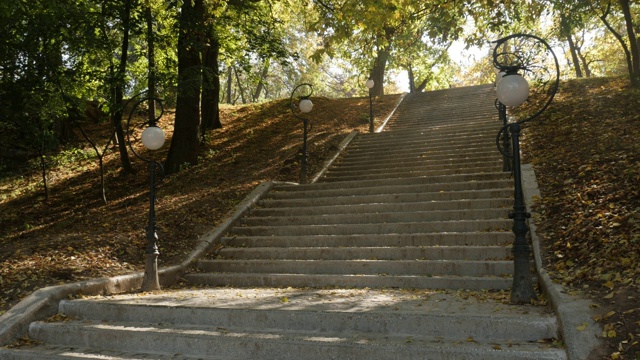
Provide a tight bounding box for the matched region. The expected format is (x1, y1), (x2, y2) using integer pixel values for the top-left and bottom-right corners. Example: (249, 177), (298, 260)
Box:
(494, 71), (511, 172)
(126, 97), (165, 292)
(492, 33), (560, 304)
(289, 83), (314, 184)
(365, 79), (375, 133)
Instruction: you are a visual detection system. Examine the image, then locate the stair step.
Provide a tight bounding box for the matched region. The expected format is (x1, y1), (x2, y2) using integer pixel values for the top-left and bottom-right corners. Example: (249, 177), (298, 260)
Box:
(0, 346), (231, 360)
(241, 209), (508, 226)
(229, 219), (512, 236)
(251, 199), (512, 217)
(272, 172), (511, 192)
(195, 259), (513, 276)
(266, 180), (512, 199)
(322, 166), (504, 181)
(184, 272), (514, 290)
(259, 188), (514, 208)
(223, 232), (514, 248)
(218, 245), (512, 260)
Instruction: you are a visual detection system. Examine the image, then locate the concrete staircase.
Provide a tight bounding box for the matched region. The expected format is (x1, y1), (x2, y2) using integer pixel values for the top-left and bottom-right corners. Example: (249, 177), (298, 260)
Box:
(0, 85), (567, 359)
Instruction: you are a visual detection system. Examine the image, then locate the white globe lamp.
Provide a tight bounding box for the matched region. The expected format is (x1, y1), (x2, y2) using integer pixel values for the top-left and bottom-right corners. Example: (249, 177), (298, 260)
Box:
(365, 79), (374, 89)
(141, 125), (165, 150)
(496, 74), (529, 107)
(299, 98), (313, 113)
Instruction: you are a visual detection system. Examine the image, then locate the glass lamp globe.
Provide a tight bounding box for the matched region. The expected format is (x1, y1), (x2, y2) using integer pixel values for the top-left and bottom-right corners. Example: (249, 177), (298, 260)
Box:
(496, 74), (529, 107)
(299, 98), (313, 113)
(141, 125), (165, 150)
(366, 79), (374, 89)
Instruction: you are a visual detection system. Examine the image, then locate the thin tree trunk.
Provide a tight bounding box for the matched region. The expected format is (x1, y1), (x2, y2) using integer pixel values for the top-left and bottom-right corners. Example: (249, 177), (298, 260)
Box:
(253, 58), (270, 101)
(234, 67), (246, 104)
(407, 64), (416, 93)
(566, 35), (583, 78)
(576, 49), (592, 77)
(226, 67), (233, 104)
(561, 14), (583, 78)
(146, 0), (156, 121)
(619, 0), (640, 86)
(596, 1), (634, 82)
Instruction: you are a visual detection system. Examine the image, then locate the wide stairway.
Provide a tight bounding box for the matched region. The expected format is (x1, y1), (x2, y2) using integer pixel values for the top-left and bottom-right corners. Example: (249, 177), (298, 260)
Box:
(1, 85), (567, 359)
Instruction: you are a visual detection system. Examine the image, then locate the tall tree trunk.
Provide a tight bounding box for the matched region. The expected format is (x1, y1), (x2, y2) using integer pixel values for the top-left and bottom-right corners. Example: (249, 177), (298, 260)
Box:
(234, 67), (246, 104)
(560, 14), (583, 78)
(226, 67), (233, 104)
(370, 48), (390, 97)
(576, 49), (592, 77)
(407, 64), (416, 93)
(253, 58), (270, 101)
(201, 36), (222, 135)
(164, 0), (203, 174)
(619, 0), (640, 86)
(146, 0), (156, 121)
(597, 1), (633, 78)
(112, 0), (134, 173)
(566, 34), (583, 78)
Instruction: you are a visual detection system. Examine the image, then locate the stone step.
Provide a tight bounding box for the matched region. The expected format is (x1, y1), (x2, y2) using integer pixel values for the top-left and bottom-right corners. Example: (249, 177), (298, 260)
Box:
(334, 149), (501, 165)
(184, 272), (515, 290)
(266, 180), (512, 199)
(195, 259), (513, 277)
(322, 165), (504, 181)
(240, 208), (509, 226)
(346, 144), (500, 158)
(368, 123), (500, 137)
(251, 198), (512, 217)
(228, 219), (512, 237)
(327, 156), (503, 173)
(222, 232), (514, 248)
(218, 245), (512, 260)
(0, 346), (231, 359)
(323, 160), (503, 176)
(265, 178), (513, 200)
(348, 135), (497, 154)
(272, 172), (510, 191)
(259, 188), (514, 208)
(350, 129), (499, 147)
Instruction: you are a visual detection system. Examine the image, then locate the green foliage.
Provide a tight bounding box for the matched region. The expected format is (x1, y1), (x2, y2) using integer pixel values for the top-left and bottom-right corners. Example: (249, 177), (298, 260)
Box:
(49, 148), (97, 167)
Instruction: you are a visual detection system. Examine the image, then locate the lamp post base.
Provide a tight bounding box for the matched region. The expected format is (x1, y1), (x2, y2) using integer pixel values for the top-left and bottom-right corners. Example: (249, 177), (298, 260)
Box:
(141, 253), (160, 291)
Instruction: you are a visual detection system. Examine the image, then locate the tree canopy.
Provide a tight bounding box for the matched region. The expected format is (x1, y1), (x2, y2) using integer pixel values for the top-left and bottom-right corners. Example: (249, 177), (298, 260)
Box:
(1, 0), (638, 176)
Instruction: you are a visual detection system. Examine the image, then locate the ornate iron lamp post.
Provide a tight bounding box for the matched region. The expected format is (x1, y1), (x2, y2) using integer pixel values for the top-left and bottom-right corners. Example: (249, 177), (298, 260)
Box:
(494, 69), (511, 172)
(492, 33), (560, 304)
(290, 83), (314, 184)
(126, 97), (165, 291)
(365, 79), (375, 133)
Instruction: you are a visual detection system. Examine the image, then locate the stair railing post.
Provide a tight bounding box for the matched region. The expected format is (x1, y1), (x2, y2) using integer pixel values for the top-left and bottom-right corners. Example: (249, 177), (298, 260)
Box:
(290, 83), (314, 184)
(492, 33), (560, 304)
